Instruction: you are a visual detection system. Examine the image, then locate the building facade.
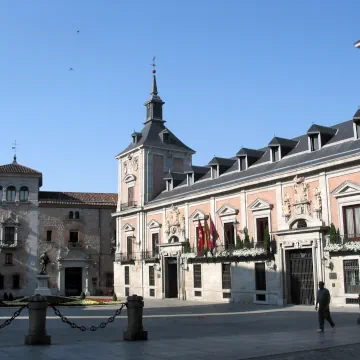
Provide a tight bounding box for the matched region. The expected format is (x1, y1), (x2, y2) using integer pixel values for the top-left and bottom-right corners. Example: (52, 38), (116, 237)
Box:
(0, 159), (116, 298)
(113, 73), (360, 306)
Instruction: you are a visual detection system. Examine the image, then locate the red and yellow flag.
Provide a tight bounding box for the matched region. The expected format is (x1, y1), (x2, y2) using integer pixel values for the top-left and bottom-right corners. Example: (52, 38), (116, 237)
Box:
(197, 219), (204, 256)
(203, 218), (210, 252)
(209, 215), (219, 250)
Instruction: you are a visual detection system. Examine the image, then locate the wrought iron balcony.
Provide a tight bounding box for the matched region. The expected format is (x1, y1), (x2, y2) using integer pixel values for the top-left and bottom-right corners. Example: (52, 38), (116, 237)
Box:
(141, 250), (160, 260)
(326, 234), (360, 246)
(115, 252), (136, 262)
(120, 201), (137, 211)
(0, 240), (19, 249)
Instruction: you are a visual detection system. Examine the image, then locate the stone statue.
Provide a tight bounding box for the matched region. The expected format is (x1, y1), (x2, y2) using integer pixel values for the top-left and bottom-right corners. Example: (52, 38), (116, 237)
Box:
(39, 251), (50, 275)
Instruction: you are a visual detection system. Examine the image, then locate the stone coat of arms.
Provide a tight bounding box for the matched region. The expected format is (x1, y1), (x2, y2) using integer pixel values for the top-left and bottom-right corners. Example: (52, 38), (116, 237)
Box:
(165, 205), (185, 239)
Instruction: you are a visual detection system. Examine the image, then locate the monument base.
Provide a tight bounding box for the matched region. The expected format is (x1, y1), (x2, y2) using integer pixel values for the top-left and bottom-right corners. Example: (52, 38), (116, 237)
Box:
(34, 274), (51, 296)
(25, 334), (51, 345)
(123, 330), (148, 341)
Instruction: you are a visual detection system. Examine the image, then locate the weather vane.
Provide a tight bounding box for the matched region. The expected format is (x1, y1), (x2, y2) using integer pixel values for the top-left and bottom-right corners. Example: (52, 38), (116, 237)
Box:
(151, 56), (156, 73)
(12, 140), (19, 156)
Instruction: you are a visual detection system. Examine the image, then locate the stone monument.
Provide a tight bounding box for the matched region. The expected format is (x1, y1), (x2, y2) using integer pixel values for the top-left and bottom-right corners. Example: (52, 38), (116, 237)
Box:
(34, 252), (51, 296)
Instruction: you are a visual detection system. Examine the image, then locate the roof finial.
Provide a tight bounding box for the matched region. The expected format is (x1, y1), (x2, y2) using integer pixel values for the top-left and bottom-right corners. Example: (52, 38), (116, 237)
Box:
(12, 140), (19, 164)
(151, 56), (156, 74)
(150, 57), (158, 95)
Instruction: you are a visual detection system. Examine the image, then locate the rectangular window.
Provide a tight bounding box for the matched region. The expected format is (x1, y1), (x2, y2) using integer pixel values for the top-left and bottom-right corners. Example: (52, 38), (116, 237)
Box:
(4, 227), (15, 245)
(46, 230), (52, 242)
(239, 157), (246, 171)
(272, 147), (280, 162)
(69, 231), (79, 244)
(149, 288), (155, 297)
(212, 166), (218, 179)
(224, 222), (235, 250)
(310, 135), (319, 151)
(194, 290), (202, 297)
(173, 158), (184, 173)
(5, 253), (13, 265)
(256, 217), (269, 247)
(343, 205), (360, 240)
(255, 262), (266, 291)
(105, 272), (113, 288)
(125, 287), (129, 297)
(193, 264), (202, 288)
(222, 263), (231, 289)
(343, 259), (360, 294)
(0, 274), (4, 290)
(127, 236), (133, 256)
(124, 266), (129, 285)
(152, 233), (159, 256)
(12, 274), (20, 289)
(149, 266), (155, 286)
(127, 186), (134, 205)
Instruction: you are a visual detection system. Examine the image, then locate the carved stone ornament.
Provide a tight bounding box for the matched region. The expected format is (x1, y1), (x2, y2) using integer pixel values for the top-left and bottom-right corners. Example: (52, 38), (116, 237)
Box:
(165, 205), (185, 239)
(293, 175), (311, 216)
(282, 193), (291, 220)
(123, 154), (139, 175)
(313, 186), (322, 219)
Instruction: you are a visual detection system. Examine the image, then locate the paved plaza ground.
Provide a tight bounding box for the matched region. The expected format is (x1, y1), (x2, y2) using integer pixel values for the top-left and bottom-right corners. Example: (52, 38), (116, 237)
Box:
(1, 298), (360, 359)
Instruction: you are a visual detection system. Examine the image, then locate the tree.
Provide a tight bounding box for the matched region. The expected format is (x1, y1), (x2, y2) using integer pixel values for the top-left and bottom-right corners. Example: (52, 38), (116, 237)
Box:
(328, 223), (338, 244)
(184, 240), (191, 253)
(264, 229), (270, 252)
(236, 235), (243, 249)
(244, 230), (251, 249)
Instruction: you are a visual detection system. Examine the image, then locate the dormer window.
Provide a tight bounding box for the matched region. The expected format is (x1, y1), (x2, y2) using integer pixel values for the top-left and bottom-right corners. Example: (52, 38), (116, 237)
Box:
(131, 132), (142, 144)
(309, 134), (320, 151)
(271, 147), (280, 162)
(187, 173), (193, 186)
(163, 132), (169, 143)
(166, 179), (173, 191)
(238, 156), (247, 171)
(211, 165), (218, 179)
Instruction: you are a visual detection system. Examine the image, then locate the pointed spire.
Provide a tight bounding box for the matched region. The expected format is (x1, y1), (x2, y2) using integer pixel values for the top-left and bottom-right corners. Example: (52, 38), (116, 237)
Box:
(151, 74), (158, 96)
(12, 154), (17, 164)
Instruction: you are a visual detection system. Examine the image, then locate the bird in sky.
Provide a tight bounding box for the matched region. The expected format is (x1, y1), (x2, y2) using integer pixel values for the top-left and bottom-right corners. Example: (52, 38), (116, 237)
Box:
(77, 30), (79, 35)
(69, 68), (74, 71)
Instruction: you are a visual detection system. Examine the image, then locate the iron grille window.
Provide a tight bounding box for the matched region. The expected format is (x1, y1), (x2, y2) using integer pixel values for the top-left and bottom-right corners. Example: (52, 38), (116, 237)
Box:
(12, 274), (20, 289)
(124, 266), (129, 285)
(46, 230), (52, 242)
(149, 266), (155, 286)
(222, 263), (231, 289)
(125, 287), (129, 297)
(194, 291), (202, 297)
(5, 253), (13, 265)
(343, 259), (360, 294)
(149, 288), (155, 297)
(105, 272), (113, 287)
(152, 233), (159, 256)
(255, 263), (266, 290)
(0, 274), (3, 289)
(5, 227), (15, 245)
(223, 292), (231, 299)
(193, 264), (202, 288)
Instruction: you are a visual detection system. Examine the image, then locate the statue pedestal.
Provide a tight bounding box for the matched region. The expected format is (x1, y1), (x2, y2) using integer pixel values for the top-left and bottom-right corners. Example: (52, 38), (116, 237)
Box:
(34, 274), (51, 296)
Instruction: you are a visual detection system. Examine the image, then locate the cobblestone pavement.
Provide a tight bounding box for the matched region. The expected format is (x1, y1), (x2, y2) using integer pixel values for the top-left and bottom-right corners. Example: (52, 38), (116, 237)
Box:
(1, 300), (360, 359)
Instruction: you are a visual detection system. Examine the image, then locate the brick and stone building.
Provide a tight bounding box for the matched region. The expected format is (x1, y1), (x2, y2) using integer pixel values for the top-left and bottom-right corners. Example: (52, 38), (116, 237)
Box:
(0, 158), (116, 298)
(113, 72), (360, 306)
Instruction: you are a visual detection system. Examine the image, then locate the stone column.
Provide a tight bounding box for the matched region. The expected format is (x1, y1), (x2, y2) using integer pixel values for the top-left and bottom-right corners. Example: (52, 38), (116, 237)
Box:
(84, 266), (90, 296)
(123, 295), (147, 341)
(25, 295), (51, 345)
(58, 265), (65, 296)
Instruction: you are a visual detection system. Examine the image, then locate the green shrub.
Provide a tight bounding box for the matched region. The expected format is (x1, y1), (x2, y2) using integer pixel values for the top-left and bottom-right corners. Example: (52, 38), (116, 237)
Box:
(264, 230), (270, 252)
(236, 235), (243, 249)
(112, 293), (117, 302)
(184, 240), (191, 253)
(243, 230), (251, 249)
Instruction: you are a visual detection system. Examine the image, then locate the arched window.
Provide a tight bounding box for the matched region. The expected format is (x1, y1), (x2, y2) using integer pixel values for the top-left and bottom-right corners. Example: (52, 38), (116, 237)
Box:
(19, 186), (29, 202)
(69, 211), (74, 219)
(6, 186), (16, 202)
(75, 211), (80, 219)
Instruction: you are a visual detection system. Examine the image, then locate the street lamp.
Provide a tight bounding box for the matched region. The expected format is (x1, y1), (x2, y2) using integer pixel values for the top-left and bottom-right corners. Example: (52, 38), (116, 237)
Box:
(354, 40), (360, 49)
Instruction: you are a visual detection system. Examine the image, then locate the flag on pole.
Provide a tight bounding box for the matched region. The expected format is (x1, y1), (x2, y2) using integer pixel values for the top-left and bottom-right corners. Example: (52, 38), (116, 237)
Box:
(203, 218), (210, 252)
(197, 219), (204, 256)
(209, 215), (219, 250)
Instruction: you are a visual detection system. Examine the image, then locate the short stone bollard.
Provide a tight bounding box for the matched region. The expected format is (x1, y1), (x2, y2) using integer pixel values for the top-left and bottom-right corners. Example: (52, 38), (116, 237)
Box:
(25, 294), (51, 345)
(123, 294), (148, 341)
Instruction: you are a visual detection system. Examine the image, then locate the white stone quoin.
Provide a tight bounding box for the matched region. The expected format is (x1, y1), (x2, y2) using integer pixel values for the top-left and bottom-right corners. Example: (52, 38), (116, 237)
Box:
(34, 274), (51, 296)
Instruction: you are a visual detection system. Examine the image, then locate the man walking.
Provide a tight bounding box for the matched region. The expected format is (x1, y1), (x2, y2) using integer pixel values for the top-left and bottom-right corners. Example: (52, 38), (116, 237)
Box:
(315, 281), (335, 332)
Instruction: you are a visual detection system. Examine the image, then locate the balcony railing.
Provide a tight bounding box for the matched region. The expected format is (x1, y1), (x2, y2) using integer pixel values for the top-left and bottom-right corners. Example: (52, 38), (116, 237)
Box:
(120, 201), (137, 211)
(115, 252), (136, 262)
(0, 239), (18, 248)
(326, 234), (360, 246)
(141, 250), (160, 260)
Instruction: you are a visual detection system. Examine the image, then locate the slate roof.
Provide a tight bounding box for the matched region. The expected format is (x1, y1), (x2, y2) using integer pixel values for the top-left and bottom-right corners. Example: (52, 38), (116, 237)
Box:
(39, 191), (117, 207)
(116, 120), (195, 156)
(163, 172), (187, 181)
(208, 157), (237, 167)
(149, 119), (360, 204)
(307, 124), (337, 136)
(236, 148), (265, 158)
(268, 137), (298, 148)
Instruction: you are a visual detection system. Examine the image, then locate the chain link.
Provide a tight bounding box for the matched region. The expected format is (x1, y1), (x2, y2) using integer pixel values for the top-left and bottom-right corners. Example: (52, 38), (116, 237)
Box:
(0, 304), (28, 330)
(50, 303), (126, 332)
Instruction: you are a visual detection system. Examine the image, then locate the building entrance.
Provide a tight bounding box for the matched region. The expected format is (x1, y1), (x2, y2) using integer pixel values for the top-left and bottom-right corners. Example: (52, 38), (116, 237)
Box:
(288, 249), (314, 305)
(165, 258), (178, 298)
(65, 267), (82, 296)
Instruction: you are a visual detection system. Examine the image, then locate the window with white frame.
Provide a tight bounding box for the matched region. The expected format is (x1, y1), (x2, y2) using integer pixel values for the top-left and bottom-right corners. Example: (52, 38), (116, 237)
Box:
(310, 134), (320, 151)
(4, 227), (15, 245)
(149, 266), (155, 286)
(151, 233), (159, 256)
(343, 205), (360, 240)
(271, 147), (280, 162)
(249, 198), (272, 245)
(193, 264), (202, 289)
(343, 259), (360, 294)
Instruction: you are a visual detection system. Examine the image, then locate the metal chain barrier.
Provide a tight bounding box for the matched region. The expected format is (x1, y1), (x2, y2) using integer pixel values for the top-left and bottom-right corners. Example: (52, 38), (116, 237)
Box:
(0, 304), (28, 330)
(50, 303), (127, 332)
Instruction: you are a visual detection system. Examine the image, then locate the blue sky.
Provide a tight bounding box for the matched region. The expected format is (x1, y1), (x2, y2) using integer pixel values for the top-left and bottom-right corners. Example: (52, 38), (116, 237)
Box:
(1, 0), (360, 193)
